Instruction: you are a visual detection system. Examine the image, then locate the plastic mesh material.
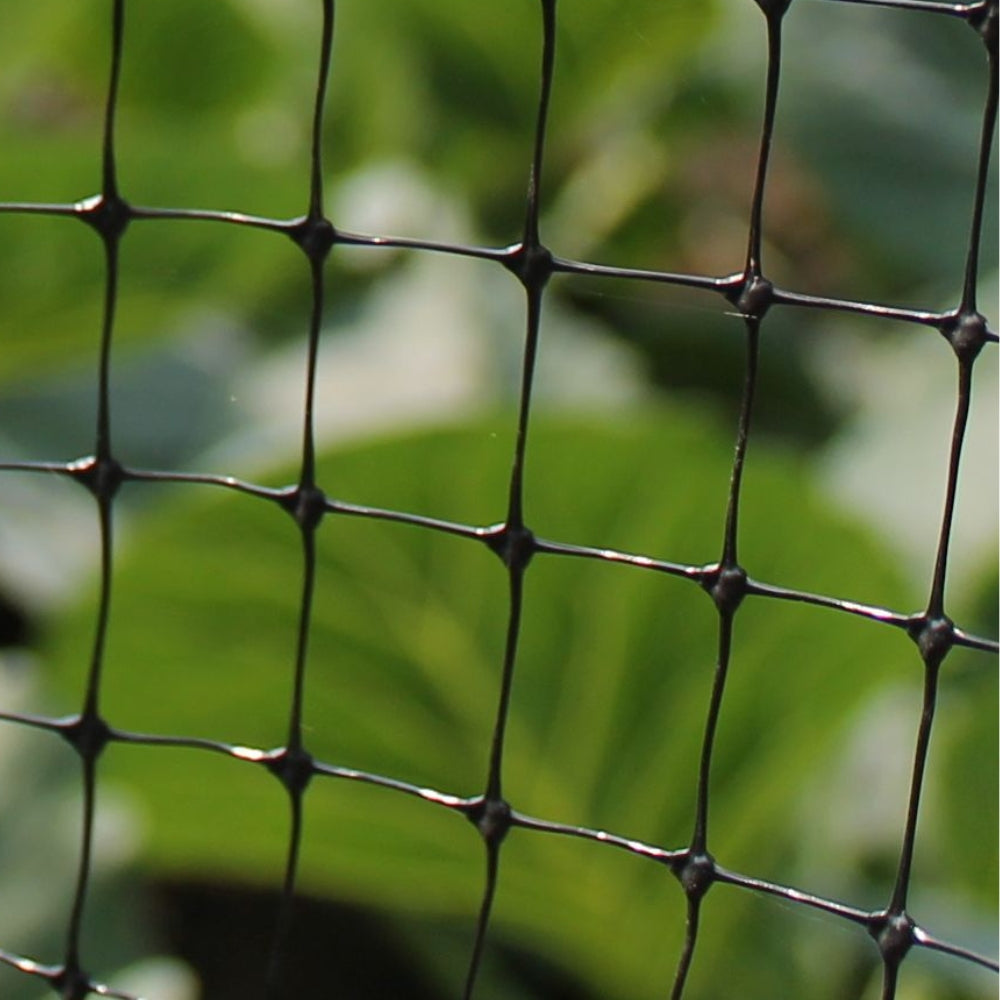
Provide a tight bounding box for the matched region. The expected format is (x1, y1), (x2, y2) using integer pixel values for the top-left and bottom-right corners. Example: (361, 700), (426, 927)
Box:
(0, 1), (997, 998)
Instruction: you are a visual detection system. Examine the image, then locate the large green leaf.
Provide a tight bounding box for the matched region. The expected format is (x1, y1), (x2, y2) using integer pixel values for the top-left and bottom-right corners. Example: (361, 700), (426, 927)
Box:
(0, 0), (730, 391)
(40, 409), (994, 998)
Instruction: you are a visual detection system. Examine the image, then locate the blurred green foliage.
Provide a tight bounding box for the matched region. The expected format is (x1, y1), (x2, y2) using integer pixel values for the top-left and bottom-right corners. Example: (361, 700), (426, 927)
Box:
(41, 412), (994, 999)
(1, 0), (993, 421)
(0, 0), (995, 998)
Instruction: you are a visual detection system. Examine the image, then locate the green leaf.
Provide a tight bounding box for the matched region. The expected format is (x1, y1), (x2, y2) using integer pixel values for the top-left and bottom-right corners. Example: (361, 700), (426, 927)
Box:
(0, 0), (310, 386)
(41, 408), (988, 998)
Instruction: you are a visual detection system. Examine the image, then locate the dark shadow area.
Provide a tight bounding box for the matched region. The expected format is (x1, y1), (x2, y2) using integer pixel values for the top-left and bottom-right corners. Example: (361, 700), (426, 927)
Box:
(154, 879), (599, 1000)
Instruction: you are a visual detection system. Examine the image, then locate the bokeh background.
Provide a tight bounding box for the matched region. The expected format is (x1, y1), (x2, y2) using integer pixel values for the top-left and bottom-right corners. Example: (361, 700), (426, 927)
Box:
(0, 1), (995, 998)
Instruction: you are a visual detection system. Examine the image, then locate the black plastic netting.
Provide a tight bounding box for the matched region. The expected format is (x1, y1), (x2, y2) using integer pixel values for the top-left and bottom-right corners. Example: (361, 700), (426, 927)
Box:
(0, 1), (997, 998)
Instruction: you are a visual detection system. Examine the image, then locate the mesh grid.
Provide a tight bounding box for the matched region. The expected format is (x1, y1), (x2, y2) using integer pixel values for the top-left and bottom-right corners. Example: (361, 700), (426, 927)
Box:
(0, 0), (996, 997)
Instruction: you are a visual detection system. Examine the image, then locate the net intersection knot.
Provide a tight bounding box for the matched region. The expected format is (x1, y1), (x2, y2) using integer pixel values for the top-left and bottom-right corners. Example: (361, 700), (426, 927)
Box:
(58, 712), (114, 763)
(69, 456), (126, 502)
(264, 746), (316, 797)
(466, 796), (514, 847)
(868, 910), (917, 967)
(482, 522), (537, 572)
(48, 959), (97, 1000)
(670, 851), (717, 904)
(288, 214), (338, 263)
(968, 0), (998, 49)
(699, 563), (749, 615)
(279, 484), (328, 533)
(752, 0), (793, 20)
(906, 614), (956, 669)
(74, 193), (132, 242)
(939, 309), (990, 363)
(724, 271), (775, 322)
(502, 241), (554, 291)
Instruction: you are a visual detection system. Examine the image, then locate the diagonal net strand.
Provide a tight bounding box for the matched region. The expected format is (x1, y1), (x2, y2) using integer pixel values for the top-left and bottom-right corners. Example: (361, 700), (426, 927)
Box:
(0, 0), (996, 998)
